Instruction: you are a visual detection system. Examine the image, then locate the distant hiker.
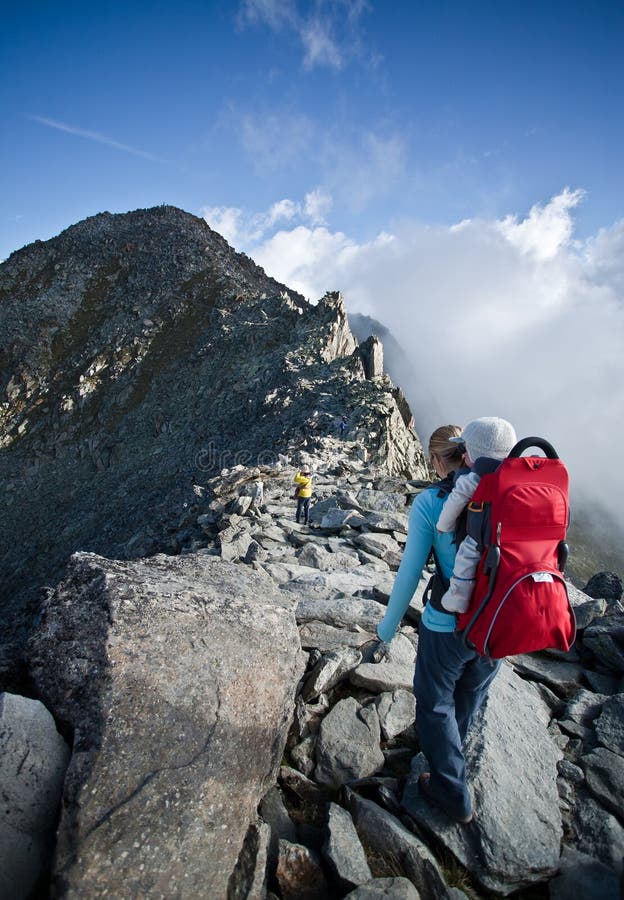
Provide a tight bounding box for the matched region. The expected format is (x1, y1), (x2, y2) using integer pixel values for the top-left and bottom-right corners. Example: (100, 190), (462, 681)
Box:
(436, 417), (516, 613)
(339, 415), (348, 438)
(293, 469), (313, 525)
(375, 423), (511, 824)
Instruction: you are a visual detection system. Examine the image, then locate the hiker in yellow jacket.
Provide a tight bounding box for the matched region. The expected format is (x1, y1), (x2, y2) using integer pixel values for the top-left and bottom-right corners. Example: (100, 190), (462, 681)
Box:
(293, 469), (313, 525)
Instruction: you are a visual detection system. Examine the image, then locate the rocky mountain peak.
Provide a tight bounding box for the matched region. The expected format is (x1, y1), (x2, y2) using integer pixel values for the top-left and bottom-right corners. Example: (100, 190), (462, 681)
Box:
(0, 206), (425, 676)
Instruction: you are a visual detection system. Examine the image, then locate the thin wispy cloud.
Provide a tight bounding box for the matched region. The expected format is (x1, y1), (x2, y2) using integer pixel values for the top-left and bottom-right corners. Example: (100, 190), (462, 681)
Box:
(238, 0), (372, 71)
(27, 115), (171, 165)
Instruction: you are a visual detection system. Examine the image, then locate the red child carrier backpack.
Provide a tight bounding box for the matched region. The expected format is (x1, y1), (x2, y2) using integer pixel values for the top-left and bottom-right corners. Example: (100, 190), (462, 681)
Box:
(457, 437), (576, 659)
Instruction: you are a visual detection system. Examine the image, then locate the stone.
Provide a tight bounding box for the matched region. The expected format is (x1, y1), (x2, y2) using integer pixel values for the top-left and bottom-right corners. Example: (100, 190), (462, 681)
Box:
(362, 511), (410, 533)
(560, 688), (608, 725)
(321, 509), (368, 530)
(28, 552), (305, 898)
(583, 669), (619, 695)
(346, 790), (454, 900)
(230, 494), (253, 516)
(279, 766), (330, 804)
(228, 819), (270, 900)
(594, 694), (624, 754)
(298, 622), (376, 652)
(275, 840), (328, 900)
(583, 572), (623, 601)
(301, 647), (363, 701)
(356, 490), (407, 513)
(582, 616), (624, 673)
(359, 551), (392, 572)
(219, 522), (253, 561)
(291, 735), (317, 778)
(296, 595), (388, 634)
(402, 664), (563, 894)
(508, 653), (584, 695)
(297, 542), (360, 572)
(573, 795), (624, 872)
(351, 634), (417, 693)
(0, 693), (70, 900)
(322, 802), (372, 890)
(375, 690), (416, 740)
(259, 786), (297, 870)
(354, 532), (402, 560)
(566, 582), (608, 629)
(580, 747), (624, 820)
(241, 480), (265, 507)
(549, 846), (620, 900)
(563, 688), (608, 725)
(557, 759), (585, 785)
(315, 698), (385, 788)
(345, 878), (421, 899)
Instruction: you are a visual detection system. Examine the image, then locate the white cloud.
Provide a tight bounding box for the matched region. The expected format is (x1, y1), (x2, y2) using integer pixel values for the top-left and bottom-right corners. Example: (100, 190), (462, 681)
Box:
(304, 188), (333, 224)
(497, 188), (585, 260)
(237, 0), (371, 71)
(238, 0), (298, 32)
(301, 17), (343, 70)
(201, 188), (334, 250)
(243, 189), (624, 531)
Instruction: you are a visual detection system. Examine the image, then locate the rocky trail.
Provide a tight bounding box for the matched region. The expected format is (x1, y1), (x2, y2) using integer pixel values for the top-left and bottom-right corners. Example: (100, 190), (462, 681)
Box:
(5, 432), (623, 899)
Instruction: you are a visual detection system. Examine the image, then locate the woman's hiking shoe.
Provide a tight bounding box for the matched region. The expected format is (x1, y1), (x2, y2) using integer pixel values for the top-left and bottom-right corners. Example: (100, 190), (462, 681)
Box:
(418, 773), (474, 824)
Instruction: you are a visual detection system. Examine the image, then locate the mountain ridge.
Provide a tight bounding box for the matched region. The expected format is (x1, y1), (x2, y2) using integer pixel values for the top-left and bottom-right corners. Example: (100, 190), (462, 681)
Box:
(0, 205), (426, 681)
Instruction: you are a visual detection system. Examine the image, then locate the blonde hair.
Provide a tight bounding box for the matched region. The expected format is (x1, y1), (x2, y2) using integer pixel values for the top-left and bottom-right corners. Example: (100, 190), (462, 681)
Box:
(428, 425), (464, 472)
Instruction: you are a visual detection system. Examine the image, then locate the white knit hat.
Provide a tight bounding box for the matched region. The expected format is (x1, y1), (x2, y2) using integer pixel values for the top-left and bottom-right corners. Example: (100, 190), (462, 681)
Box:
(450, 417), (517, 461)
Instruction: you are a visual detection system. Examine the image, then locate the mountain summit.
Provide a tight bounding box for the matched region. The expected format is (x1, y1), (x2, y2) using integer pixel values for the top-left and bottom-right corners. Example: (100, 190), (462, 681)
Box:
(0, 205), (425, 674)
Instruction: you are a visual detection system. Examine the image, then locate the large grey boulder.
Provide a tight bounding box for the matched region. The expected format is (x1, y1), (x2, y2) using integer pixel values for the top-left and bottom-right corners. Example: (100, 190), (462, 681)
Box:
(315, 698), (385, 788)
(0, 693), (70, 900)
(28, 552), (305, 898)
(402, 664), (563, 894)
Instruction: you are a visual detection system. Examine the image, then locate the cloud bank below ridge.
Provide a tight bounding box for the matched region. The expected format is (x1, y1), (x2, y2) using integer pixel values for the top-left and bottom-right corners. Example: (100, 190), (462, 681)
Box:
(204, 189), (624, 534)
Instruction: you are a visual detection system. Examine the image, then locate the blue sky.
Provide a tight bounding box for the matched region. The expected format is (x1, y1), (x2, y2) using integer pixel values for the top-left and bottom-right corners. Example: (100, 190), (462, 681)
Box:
(2, 1), (624, 526)
(2, 0), (623, 259)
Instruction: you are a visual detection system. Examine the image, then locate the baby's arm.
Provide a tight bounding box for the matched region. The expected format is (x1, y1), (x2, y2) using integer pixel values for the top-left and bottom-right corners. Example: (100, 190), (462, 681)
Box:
(436, 472), (480, 533)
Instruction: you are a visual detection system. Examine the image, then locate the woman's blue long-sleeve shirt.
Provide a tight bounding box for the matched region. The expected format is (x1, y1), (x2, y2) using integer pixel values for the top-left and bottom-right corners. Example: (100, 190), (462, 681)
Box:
(376, 487), (457, 641)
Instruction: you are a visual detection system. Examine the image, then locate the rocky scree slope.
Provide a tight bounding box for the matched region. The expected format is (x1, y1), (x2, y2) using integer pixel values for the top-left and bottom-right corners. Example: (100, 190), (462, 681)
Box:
(21, 434), (624, 899)
(0, 205), (425, 683)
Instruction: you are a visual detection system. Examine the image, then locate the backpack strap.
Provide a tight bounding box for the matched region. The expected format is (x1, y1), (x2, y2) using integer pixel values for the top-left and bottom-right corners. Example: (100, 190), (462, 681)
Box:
(423, 469), (469, 612)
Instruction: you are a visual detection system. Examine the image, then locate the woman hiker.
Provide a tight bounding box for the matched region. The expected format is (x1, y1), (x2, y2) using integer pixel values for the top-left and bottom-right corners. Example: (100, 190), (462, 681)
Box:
(293, 468), (313, 526)
(375, 423), (509, 824)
